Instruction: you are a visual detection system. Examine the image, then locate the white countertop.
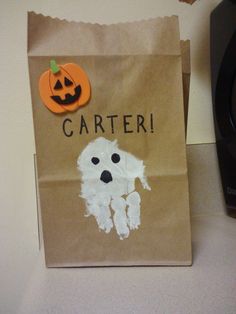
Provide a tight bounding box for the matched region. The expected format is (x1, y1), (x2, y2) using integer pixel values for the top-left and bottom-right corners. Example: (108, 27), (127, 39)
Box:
(1, 144), (236, 314)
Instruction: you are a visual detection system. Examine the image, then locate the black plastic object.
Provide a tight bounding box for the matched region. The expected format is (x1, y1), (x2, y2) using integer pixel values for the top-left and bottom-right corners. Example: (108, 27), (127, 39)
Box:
(211, 0), (236, 218)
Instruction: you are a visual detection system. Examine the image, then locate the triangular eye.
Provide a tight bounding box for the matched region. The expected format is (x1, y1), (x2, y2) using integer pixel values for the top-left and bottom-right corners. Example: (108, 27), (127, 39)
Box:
(54, 80), (63, 90)
(64, 77), (73, 86)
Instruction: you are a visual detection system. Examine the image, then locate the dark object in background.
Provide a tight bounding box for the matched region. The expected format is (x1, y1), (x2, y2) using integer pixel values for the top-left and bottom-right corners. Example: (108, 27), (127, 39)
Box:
(211, 0), (236, 218)
(179, 0), (197, 4)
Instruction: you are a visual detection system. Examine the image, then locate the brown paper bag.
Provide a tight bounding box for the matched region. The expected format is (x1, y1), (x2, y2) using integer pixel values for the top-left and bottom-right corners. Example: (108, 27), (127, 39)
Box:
(28, 12), (192, 267)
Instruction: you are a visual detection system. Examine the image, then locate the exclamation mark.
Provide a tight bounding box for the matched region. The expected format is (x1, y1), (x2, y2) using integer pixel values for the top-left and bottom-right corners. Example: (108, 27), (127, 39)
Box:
(150, 113), (154, 133)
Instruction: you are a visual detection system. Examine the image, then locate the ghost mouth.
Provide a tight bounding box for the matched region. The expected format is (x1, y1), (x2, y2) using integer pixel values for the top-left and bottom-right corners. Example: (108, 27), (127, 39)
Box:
(51, 85), (81, 105)
(100, 170), (113, 184)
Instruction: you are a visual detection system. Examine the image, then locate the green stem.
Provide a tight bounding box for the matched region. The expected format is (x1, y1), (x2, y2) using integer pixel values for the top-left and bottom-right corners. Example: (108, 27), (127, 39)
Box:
(50, 60), (60, 74)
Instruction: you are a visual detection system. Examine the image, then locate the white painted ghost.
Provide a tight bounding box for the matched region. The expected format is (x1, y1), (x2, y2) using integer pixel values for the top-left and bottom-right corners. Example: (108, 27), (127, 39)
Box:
(77, 137), (151, 239)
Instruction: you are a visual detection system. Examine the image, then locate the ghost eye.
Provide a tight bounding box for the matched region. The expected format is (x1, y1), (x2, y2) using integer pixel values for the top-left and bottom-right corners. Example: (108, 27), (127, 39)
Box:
(91, 157), (100, 165)
(64, 77), (73, 86)
(111, 153), (120, 163)
(54, 80), (63, 90)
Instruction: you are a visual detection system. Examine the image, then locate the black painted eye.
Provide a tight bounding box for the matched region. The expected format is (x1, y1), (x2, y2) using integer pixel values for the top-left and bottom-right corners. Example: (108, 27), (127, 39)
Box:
(64, 77), (73, 86)
(54, 80), (63, 90)
(91, 157), (100, 165)
(111, 153), (120, 163)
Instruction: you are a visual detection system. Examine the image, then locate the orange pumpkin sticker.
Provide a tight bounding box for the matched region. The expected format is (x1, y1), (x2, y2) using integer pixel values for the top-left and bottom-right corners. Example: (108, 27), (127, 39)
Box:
(39, 60), (91, 114)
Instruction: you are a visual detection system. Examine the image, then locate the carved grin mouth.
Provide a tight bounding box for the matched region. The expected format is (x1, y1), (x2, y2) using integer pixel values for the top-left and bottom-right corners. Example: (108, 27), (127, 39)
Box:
(51, 85), (81, 105)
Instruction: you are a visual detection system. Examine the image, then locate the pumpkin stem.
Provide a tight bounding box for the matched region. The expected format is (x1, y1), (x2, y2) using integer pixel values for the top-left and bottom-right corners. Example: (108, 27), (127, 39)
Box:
(50, 60), (60, 74)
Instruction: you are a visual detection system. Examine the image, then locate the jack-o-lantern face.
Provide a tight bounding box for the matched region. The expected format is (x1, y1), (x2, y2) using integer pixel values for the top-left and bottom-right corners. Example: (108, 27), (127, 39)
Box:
(39, 60), (91, 113)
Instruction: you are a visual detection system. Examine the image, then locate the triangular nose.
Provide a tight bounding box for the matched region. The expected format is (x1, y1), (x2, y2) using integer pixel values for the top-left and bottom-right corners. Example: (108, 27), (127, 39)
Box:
(100, 170), (113, 183)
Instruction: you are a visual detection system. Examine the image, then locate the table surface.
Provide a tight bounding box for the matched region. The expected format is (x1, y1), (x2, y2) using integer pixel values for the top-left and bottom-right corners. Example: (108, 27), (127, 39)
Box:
(1, 143), (236, 314)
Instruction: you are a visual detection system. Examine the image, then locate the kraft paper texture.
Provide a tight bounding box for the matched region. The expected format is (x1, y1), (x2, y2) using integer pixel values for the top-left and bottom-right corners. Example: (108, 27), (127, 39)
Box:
(28, 12), (192, 267)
